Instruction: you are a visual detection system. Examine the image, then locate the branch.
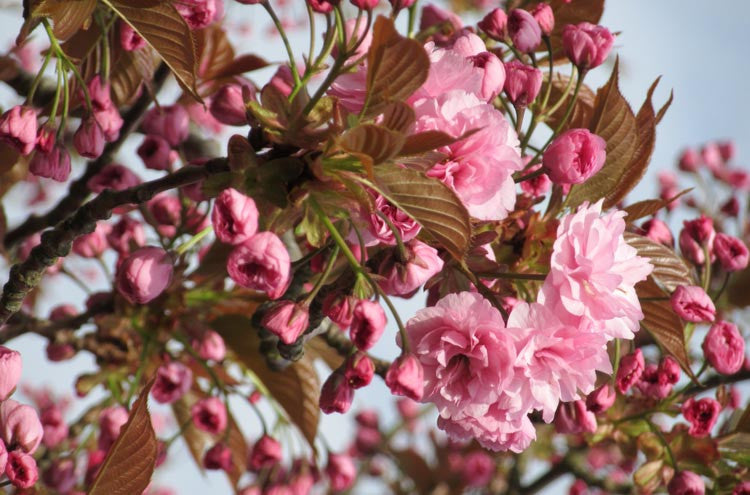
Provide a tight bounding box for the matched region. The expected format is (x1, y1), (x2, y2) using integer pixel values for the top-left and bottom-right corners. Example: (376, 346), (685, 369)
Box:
(0, 158), (229, 325)
(2, 63), (171, 250)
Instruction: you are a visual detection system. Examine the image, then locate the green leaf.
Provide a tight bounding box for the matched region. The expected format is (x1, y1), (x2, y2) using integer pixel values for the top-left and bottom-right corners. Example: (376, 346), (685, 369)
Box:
(87, 380), (158, 495)
(102, 0), (200, 101)
(624, 232), (695, 292)
(33, 0), (96, 41)
(373, 164), (471, 260)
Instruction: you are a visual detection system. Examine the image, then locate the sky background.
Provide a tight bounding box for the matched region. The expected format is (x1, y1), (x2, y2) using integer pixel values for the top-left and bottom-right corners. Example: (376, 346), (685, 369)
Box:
(0, 0), (749, 493)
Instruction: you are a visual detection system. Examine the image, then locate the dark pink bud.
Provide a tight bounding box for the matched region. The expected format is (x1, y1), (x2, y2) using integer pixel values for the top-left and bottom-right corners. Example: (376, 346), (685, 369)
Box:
(478, 8), (508, 41)
(35, 124), (55, 153)
(320, 371), (354, 414)
(461, 451), (494, 488)
(703, 321), (745, 375)
(670, 285), (715, 323)
(0, 347), (22, 401)
(419, 4), (462, 45)
(678, 148), (700, 172)
(149, 194), (181, 228)
(322, 293), (356, 329)
(210, 84), (249, 126)
(88, 75), (112, 111)
(668, 471), (704, 495)
(203, 442), (233, 471)
(636, 364), (673, 399)
(152, 361), (192, 404)
(142, 104), (190, 146)
(40, 406), (68, 448)
(6, 450), (38, 489)
(733, 481), (750, 495)
(94, 105), (124, 142)
(469, 51), (506, 102)
(350, 300), (386, 350)
(350, 0), (378, 9)
(227, 232), (291, 300)
(175, 0), (217, 30)
(137, 135), (176, 171)
(562, 22), (614, 70)
(354, 426), (381, 455)
(211, 188), (259, 245)
(98, 406), (128, 451)
(193, 330), (226, 361)
(308, 0), (339, 13)
(262, 301), (310, 345)
(585, 384), (615, 413)
(615, 349), (644, 394)
(714, 233), (749, 272)
(191, 397), (227, 435)
(719, 140), (736, 162)
(74, 116), (105, 159)
(119, 20), (146, 51)
(508, 9), (542, 53)
(107, 216), (145, 255)
(543, 128), (606, 184)
(721, 197), (740, 217)
(682, 397), (720, 437)
(42, 459), (76, 493)
(531, 3), (554, 36)
(642, 218), (673, 247)
(344, 352), (374, 389)
(116, 247), (173, 304)
(0, 105), (37, 155)
(72, 221), (111, 258)
(354, 410), (379, 429)
(0, 400), (42, 454)
(385, 354), (423, 401)
(701, 142), (723, 171)
(679, 215), (715, 265)
(87, 163), (141, 193)
(29, 144), (71, 182)
(660, 356), (681, 384)
(554, 400), (596, 434)
(520, 163), (552, 197)
(503, 60), (543, 107)
(326, 453), (356, 492)
(378, 240), (444, 297)
(248, 434), (282, 471)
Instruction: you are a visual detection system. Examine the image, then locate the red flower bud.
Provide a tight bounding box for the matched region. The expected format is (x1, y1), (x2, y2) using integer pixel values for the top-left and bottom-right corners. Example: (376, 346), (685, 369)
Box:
(385, 354), (423, 401)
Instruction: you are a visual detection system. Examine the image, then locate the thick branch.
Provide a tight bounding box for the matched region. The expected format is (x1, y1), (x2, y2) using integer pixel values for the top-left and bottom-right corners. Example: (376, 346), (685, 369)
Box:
(0, 158), (229, 325)
(3, 63), (170, 250)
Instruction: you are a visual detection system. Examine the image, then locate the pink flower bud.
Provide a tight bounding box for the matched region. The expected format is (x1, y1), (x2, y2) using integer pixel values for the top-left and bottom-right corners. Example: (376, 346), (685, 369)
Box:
(6, 451), (38, 489)
(508, 9), (541, 53)
(308, 0), (339, 13)
(385, 354), (423, 401)
(469, 51), (506, 102)
(326, 453), (356, 492)
(212, 188), (259, 245)
(722, 197), (740, 217)
(670, 285), (716, 323)
(642, 219), (673, 247)
(142, 105), (190, 147)
(262, 301), (309, 345)
(461, 451), (494, 488)
(227, 232), (291, 299)
(679, 215), (715, 265)
(42, 458), (76, 493)
(661, 356), (681, 384)
(320, 371), (354, 414)
(0, 347), (22, 401)
(119, 20), (146, 51)
(191, 397), (227, 435)
(615, 349), (644, 394)
(175, 0), (217, 30)
(355, 410), (379, 428)
(562, 22), (614, 70)
(420, 4), (462, 45)
(137, 135), (176, 171)
(193, 330), (226, 361)
(668, 471), (704, 495)
(354, 426), (381, 455)
(703, 321), (745, 375)
(149, 194), (181, 231)
(379, 241), (444, 297)
(543, 128), (606, 184)
(585, 384), (615, 413)
(345, 352), (374, 389)
(678, 148), (700, 172)
(35, 124), (55, 153)
(719, 140), (736, 162)
(503, 60), (543, 107)
(87, 163), (142, 193)
(73, 116), (105, 159)
(733, 481), (750, 495)
(478, 8), (508, 41)
(94, 105), (124, 142)
(0, 105), (37, 155)
(29, 145), (71, 182)
(531, 3), (554, 36)
(322, 294), (356, 329)
(72, 222), (111, 258)
(701, 142), (723, 172)
(209, 84), (249, 126)
(152, 362), (193, 404)
(519, 163), (552, 197)
(107, 216), (145, 255)
(0, 400), (43, 454)
(203, 442), (233, 471)
(88, 75), (112, 111)
(116, 247), (173, 304)
(40, 406), (68, 448)
(248, 434), (282, 471)
(682, 397), (720, 437)
(350, 0), (378, 10)
(554, 400), (596, 434)
(98, 406), (128, 451)
(714, 233), (749, 272)
(636, 364), (673, 399)
(350, 300), (386, 350)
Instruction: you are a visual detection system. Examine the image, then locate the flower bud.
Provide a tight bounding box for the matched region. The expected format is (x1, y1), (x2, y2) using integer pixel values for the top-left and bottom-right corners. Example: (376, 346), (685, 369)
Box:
(42, 458), (76, 493)
(0, 400), (43, 454)
(503, 60), (543, 107)
(119, 20), (146, 51)
(152, 361), (192, 404)
(719, 140), (736, 162)
(508, 9), (541, 53)
(385, 354), (423, 401)
(682, 397), (720, 437)
(263, 301), (310, 345)
(642, 218), (673, 247)
(40, 406), (68, 448)
(344, 352), (374, 389)
(636, 364), (673, 400)
(703, 321), (745, 375)
(175, 0), (217, 30)
(137, 135), (176, 171)
(701, 142), (723, 172)
(543, 128), (606, 184)
(107, 216), (145, 255)
(191, 397), (227, 435)
(203, 442), (233, 471)
(714, 233), (749, 272)
(308, 0), (339, 13)
(350, 300), (387, 350)
(350, 0), (378, 10)
(142, 104), (190, 147)
(248, 434), (282, 471)
(227, 232), (291, 300)
(355, 426), (381, 455)
(87, 163), (142, 193)
(98, 406), (128, 451)
(6, 451), (38, 489)
(668, 470), (704, 495)
(679, 215), (715, 265)
(94, 106), (124, 142)
(554, 400), (597, 434)
(355, 410), (379, 429)
(73, 116), (105, 159)
(615, 349), (644, 394)
(212, 188), (259, 246)
(322, 294), (356, 329)
(0, 347), (22, 401)
(193, 330), (226, 362)
(478, 8), (508, 41)
(721, 197), (740, 217)
(461, 451), (494, 488)
(661, 356), (681, 384)
(469, 51), (506, 102)
(209, 83), (249, 126)
(733, 481), (750, 495)
(72, 222), (111, 258)
(326, 453), (356, 492)
(379, 240), (444, 297)
(116, 247), (173, 304)
(678, 148), (700, 172)
(0, 105), (37, 155)
(531, 3), (554, 36)
(670, 285), (715, 323)
(419, 4), (462, 45)
(35, 124), (55, 153)
(585, 384), (616, 413)
(29, 144), (71, 182)
(320, 371), (354, 414)
(562, 22), (614, 70)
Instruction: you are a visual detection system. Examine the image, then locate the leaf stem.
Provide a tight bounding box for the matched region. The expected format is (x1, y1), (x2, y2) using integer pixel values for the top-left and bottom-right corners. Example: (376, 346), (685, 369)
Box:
(175, 225), (212, 256)
(303, 245), (339, 306)
(263, 1), (300, 87)
(26, 50), (53, 106)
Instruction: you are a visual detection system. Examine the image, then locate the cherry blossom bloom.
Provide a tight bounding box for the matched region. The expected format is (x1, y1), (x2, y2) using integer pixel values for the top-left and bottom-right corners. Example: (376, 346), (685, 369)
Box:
(437, 401), (536, 453)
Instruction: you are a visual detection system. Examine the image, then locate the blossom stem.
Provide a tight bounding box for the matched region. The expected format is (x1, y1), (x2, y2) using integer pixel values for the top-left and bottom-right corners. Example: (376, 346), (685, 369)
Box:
(49, 57), (64, 123)
(407, 2), (419, 38)
(514, 167), (544, 183)
(175, 225), (213, 256)
(376, 210), (409, 262)
(25, 50), (52, 106)
(263, 1), (300, 87)
(303, 245), (340, 306)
